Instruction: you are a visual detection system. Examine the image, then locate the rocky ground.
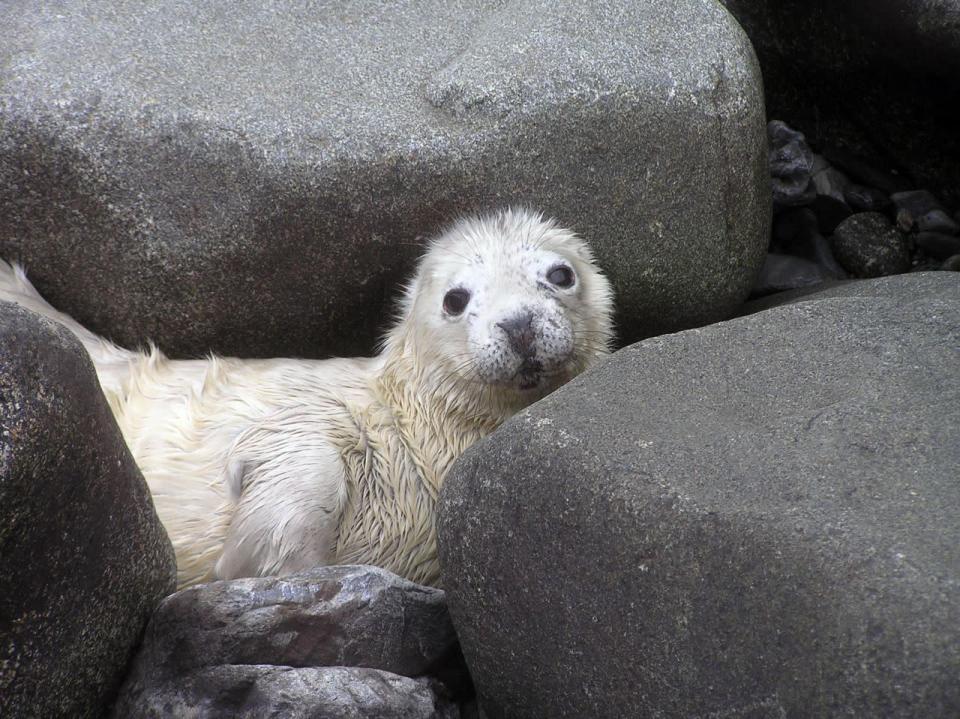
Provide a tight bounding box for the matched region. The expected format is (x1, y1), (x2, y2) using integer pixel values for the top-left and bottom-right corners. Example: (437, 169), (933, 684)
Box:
(756, 119), (960, 296)
(1, 1), (957, 718)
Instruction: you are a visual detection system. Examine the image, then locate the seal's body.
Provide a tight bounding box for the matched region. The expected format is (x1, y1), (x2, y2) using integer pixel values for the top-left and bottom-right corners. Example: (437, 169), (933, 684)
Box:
(1, 209), (614, 587)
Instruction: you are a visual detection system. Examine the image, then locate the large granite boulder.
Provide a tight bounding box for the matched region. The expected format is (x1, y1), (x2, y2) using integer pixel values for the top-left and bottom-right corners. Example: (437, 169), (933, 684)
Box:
(0, 302), (177, 718)
(438, 273), (960, 717)
(0, 0), (767, 358)
(720, 0), (960, 207)
(114, 565), (466, 718)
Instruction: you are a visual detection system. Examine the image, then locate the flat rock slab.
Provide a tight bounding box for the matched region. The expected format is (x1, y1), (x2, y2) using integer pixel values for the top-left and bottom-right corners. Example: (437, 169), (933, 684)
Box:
(438, 274), (960, 717)
(0, 0), (767, 358)
(0, 301), (176, 718)
(115, 565), (466, 717)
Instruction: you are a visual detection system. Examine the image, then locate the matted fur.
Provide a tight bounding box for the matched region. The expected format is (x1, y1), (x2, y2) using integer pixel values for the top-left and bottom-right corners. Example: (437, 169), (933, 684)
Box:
(1, 208), (614, 587)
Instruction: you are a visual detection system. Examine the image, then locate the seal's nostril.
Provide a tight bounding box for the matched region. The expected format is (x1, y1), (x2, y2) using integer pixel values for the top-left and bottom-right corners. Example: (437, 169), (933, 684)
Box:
(497, 312), (536, 357)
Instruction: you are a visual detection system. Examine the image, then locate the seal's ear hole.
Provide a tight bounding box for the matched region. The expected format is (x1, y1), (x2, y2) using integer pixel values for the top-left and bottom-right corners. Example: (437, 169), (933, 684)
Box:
(443, 288), (471, 316)
(546, 264), (576, 289)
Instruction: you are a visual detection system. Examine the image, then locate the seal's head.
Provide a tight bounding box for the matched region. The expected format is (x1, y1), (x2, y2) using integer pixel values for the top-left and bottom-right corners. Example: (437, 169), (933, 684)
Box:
(387, 208), (614, 411)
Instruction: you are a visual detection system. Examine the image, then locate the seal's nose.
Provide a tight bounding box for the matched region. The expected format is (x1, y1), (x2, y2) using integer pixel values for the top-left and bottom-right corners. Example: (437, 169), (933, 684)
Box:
(497, 312), (536, 357)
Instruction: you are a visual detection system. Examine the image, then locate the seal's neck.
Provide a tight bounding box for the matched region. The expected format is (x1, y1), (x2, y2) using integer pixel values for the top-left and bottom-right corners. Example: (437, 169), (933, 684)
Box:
(377, 337), (517, 433)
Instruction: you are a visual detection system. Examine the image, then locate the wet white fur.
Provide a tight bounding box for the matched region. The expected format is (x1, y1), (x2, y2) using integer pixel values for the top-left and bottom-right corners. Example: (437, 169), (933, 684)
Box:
(0, 209), (614, 587)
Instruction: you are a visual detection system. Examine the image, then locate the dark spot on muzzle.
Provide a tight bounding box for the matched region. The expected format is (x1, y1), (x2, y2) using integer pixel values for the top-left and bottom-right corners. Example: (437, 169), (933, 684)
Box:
(497, 312), (536, 358)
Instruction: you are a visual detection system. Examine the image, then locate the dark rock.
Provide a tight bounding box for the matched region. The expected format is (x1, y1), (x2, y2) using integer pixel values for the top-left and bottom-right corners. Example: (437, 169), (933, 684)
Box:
(750, 253), (831, 298)
(831, 212), (911, 278)
(114, 565), (468, 714)
(115, 566), (472, 718)
(942, 255), (960, 272)
(915, 232), (960, 261)
(112, 665), (457, 719)
(0, 0), (768, 357)
(891, 190), (960, 235)
(438, 274), (960, 718)
(717, 0), (960, 207)
(810, 153), (831, 175)
(0, 301), (177, 719)
(770, 208), (846, 278)
(768, 120), (816, 209)
(844, 183), (891, 213)
(824, 147), (913, 197)
(811, 165), (853, 233)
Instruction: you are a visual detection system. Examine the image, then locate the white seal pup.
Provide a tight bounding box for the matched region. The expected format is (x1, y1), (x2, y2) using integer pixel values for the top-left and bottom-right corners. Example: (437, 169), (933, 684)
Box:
(0, 208), (614, 587)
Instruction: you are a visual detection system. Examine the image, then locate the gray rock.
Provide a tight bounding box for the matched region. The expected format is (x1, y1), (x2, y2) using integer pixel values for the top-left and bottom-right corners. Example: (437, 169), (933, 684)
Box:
(113, 665), (457, 719)
(438, 274), (960, 717)
(768, 120), (815, 209)
(114, 565), (468, 717)
(121, 565), (460, 679)
(915, 231), (960, 261)
(0, 0), (768, 358)
(891, 190), (960, 235)
(750, 252), (831, 297)
(738, 270), (958, 315)
(831, 212), (911, 278)
(0, 301), (177, 719)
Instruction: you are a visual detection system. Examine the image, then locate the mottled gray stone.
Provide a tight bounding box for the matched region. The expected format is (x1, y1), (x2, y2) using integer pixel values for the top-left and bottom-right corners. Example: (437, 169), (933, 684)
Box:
(120, 565), (460, 679)
(0, 0), (767, 358)
(0, 301), (177, 719)
(831, 212), (911, 278)
(767, 120), (815, 209)
(114, 565), (468, 718)
(438, 274), (960, 718)
(112, 665), (457, 719)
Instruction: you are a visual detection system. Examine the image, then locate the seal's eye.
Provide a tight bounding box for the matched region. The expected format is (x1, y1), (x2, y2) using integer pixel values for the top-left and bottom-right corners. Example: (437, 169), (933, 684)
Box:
(443, 288), (471, 316)
(547, 265), (576, 289)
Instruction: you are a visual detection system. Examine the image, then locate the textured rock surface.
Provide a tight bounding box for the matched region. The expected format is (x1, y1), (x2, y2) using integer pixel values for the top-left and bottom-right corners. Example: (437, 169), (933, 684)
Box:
(114, 565), (467, 717)
(720, 0), (960, 207)
(0, 0), (767, 357)
(438, 274), (960, 718)
(831, 212), (911, 278)
(113, 665), (457, 719)
(0, 301), (177, 718)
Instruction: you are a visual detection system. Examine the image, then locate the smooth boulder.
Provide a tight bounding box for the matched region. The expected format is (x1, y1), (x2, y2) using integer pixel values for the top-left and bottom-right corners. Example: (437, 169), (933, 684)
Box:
(438, 273), (960, 717)
(0, 0), (767, 357)
(0, 302), (177, 718)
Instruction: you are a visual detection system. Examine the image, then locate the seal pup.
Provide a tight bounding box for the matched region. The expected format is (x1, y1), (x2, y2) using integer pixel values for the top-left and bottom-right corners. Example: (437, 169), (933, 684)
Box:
(0, 208), (614, 587)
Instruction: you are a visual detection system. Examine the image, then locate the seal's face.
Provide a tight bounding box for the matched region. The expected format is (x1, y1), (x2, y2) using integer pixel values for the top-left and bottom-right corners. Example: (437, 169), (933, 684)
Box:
(396, 209), (614, 402)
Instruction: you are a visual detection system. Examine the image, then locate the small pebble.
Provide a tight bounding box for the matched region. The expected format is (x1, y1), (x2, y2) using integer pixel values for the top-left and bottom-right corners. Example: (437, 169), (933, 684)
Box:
(830, 212), (911, 278)
(891, 190), (959, 235)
